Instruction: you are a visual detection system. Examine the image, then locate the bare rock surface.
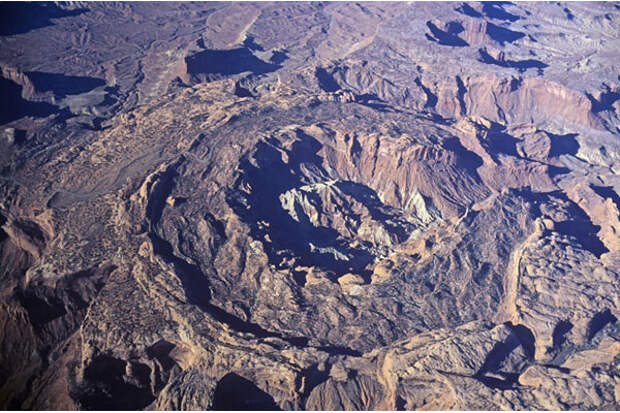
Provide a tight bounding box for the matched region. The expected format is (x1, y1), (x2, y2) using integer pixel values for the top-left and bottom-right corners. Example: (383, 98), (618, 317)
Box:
(0, 2), (619, 410)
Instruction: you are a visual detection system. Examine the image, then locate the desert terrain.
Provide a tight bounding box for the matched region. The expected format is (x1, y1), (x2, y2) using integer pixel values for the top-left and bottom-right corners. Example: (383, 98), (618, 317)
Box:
(0, 2), (619, 410)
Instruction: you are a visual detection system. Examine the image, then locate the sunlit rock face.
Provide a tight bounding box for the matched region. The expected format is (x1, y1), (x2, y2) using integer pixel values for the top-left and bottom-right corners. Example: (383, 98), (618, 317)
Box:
(0, 2), (619, 410)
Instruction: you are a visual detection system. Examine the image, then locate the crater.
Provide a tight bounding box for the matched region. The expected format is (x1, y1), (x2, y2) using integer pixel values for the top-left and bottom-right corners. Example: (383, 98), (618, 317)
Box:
(227, 132), (424, 282)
